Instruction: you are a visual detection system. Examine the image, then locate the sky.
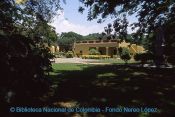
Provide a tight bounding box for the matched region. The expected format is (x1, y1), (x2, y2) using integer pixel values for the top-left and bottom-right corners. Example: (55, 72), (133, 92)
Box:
(51, 0), (138, 36)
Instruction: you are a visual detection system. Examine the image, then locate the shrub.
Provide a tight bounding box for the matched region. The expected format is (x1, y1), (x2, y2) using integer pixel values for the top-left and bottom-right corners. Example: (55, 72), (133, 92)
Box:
(54, 51), (66, 58)
(0, 34), (52, 106)
(118, 47), (123, 56)
(134, 53), (154, 66)
(167, 55), (175, 65)
(121, 53), (131, 64)
(89, 48), (100, 55)
(120, 47), (131, 64)
(66, 51), (74, 58)
(82, 55), (110, 59)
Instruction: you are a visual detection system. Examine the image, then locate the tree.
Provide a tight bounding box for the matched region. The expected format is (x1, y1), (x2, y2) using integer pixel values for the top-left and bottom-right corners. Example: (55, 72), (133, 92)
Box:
(32, 21), (58, 45)
(84, 33), (103, 40)
(113, 14), (129, 40)
(79, 0), (175, 65)
(79, 0), (175, 33)
(57, 32), (106, 51)
(134, 53), (154, 66)
(0, 0), (61, 112)
(120, 47), (131, 64)
(58, 32), (84, 51)
(102, 23), (116, 40)
(20, 0), (61, 22)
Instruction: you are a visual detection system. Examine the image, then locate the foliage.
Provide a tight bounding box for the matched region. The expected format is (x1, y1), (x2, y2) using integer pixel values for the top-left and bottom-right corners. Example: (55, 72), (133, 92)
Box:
(66, 51), (74, 58)
(0, 34), (53, 106)
(54, 51), (66, 58)
(121, 54), (131, 64)
(120, 47), (131, 64)
(102, 23), (115, 40)
(79, 0), (175, 33)
(79, 0), (175, 64)
(58, 32), (103, 51)
(0, 0), (60, 109)
(118, 47), (123, 56)
(84, 33), (103, 40)
(21, 0), (61, 22)
(164, 21), (175, 65)
(134, 53), (154, 66)
(167, 55), (175, 65)
(82, 55), (110, 59)
(58, 32), (84, 51)
(89, 48), (100, 55)
(32, 22), (58, 45)
(113, 14), (129, 40)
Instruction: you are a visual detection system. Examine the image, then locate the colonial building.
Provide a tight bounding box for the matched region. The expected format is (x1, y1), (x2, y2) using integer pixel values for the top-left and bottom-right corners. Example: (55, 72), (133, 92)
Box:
(73, 39), (145, 57)
(50, 45), (59, 53)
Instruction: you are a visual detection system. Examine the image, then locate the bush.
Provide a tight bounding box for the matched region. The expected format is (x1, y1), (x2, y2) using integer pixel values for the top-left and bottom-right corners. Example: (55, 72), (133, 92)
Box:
(0, 34), (53, 106)
(82, 55), (110, 59)
(89, 48), (100, 55)
(118, 47), (123, 56)
(66, 51), (74, 58)
(121, 53), (131, 64)
(134, 53), (153, 65)
(167, 55), (175, 65)
(54, 51), (66, 58)
(120, 47), (131, 64)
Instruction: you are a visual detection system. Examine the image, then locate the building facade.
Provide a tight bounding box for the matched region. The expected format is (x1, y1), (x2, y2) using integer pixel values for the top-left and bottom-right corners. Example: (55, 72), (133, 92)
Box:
(73, 39), (145, 57)
(50, 45), (59, 53)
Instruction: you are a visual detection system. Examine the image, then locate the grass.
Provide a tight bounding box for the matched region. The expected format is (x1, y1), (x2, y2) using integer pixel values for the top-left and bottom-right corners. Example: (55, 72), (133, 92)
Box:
(48, 63), (175, 117)
(52, 63), (88, 71)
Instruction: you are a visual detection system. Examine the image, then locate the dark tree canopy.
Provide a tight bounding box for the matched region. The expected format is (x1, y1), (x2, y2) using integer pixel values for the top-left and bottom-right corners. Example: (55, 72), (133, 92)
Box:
(79, 0), (175, 65)
(0, 0), (61, 111)
(79, 0), (175, 34)
(58, 32), (83, 51)
(84, 33), (103, 40)
(16, 0), (61, 22)
(57, 32), (104, 51)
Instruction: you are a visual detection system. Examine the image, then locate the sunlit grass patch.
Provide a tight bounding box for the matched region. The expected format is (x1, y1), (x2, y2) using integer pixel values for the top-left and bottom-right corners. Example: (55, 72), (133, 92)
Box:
(123, 77), (130, 81)
(97, 72), (117, 78)
(52, 63), (86, 71)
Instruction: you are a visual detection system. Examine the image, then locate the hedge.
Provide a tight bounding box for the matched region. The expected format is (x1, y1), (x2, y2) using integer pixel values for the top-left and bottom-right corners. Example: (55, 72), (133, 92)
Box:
(82, 55), (110, 59)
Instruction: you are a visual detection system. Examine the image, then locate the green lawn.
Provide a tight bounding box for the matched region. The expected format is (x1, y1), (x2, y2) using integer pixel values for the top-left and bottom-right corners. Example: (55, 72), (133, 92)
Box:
(52, 63), (92, 71)
(48, 63), (175, 117)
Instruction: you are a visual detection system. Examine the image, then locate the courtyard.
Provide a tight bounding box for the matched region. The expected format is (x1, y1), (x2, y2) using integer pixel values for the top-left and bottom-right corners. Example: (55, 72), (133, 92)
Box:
(53, 58), (136, 64)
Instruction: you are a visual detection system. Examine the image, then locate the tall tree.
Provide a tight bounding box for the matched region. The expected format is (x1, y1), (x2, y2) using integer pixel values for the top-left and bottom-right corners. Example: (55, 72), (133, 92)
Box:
(0, 0), (61, 112)
(113, 14), (129, 40)
(79, 0), (175, 65)
(58, 32), (83, 51)
(84, 33), (103, 40)
(79, 0), (175, 34)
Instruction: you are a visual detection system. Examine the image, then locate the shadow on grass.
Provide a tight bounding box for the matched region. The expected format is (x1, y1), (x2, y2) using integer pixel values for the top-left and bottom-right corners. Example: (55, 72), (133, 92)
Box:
(48, 64), (175, 117)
